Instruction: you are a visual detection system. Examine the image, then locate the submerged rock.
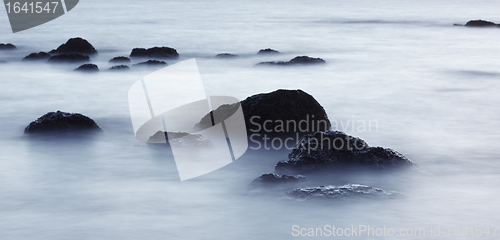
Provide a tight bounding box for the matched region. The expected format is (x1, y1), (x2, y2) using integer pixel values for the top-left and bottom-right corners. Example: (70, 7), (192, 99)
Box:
(22, 52), (51, 61)
(249, 173), (307, 187)
(0, 43), (16, 50)
(275, 131), (414, 175)
(49, 37), (97, 55)
(195, 89), (331, 138)
(464, 20), (499, 27)
(24, 110), (101, 134)
(75, 64), (99, 72)
(257, 56), (326, 66)
(47, 53), (90, 63)
(109, 56), (131, 64)
(215, 53), (239, 58)
(130, 47), (179, 59)
(258, 48), (280, 54)
(133, 60), (167, 67)
(147, 131), (213, 148)
(285, 184), (402, 201)
(109, 65), (130, 71)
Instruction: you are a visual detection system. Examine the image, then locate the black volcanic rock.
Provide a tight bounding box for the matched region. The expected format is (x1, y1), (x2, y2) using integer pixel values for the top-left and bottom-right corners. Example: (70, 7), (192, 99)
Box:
(109, 65), (130, 71)
(275, 131), (414, 175)
(130, 47), (179, 59)
(49, 37), (97, 55)
(258, 48), (280, 54)
(0, 43), (16, 50)
(24, 110), (101, 134)
(250, 173), (307, 187)
(285, 184), (403, 201)
(133, 60), (168, 67)
(215, 53), (239, 58)
(109, 56), (131, 64)
(47, 53), (90, 63)
(464, 20), (499, 27)
(23, 52), (51, 61)
(257, 56), (326, 66)
(75, 64), (99, 72)
(195, 89), (331, 138)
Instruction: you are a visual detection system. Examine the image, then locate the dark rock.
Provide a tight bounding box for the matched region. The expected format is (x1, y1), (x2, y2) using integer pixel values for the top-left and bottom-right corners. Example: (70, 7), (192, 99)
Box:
(0, 43), (16, 50)
(275, 131), (414, 175)
(464, 20), (499, 27)
(47, 53), (90, 63)
(130, 47), (179, 59)
(215, 53), (239, 58)
(147, 131), (213, 148)
(195, 89), (331, 138)
(285, 184), (403, 201)
(250, 173), (307, 187)
(75, 64), (99, 72)
(257, 56), (326, 66)
(22, 52), (51, 61)
(109, 56), (131, 64)
(24, 110), (101, 134)
(258, 48), (280, 55)
(49, 37), (97, 55)
(109, 65), (130, 71)
(133, 60), (168, 67)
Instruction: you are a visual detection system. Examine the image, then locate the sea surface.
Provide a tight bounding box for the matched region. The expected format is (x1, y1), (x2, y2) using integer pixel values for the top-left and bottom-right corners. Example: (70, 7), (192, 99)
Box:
(0, 0), (499, 239)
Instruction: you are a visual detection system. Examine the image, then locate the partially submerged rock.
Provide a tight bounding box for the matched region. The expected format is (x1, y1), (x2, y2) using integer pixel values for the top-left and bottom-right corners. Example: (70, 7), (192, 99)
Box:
(285, 184), (402, 201)
(109, 65), (130, 71)
(47, 53), (90, 63)
(109, 56), (131, 64)
(215, 53), (239, 58)
(23, 52), (51, 61)
(464, 20), (499, 27)
(257, 56), (326, 66)
(133, 60), (167, 67)
(0, 43), (16, 50)
(258, 48), (280, 55)
(194, 89), (331, 138)
(275, 131), (414, 175)
(147, 131), (213, 148)
(49, 37), (97, 55)
(24, 110), (101, 134)
(130, 47), (179, 59)
(75, 64), (99, 72)
(249, 173), (307, 187)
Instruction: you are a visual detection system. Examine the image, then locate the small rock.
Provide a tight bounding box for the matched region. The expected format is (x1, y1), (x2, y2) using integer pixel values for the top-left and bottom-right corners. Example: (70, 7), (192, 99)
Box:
(215, 53), (239, 58)
(130, 47), (179, 59)
(249, 173), (307, 187)
(133, 60), (168, 67)
(257, 56), (326, 66)
(24, 110), (101, 134)
(75, 64), (99, 72)
(285, 184), (403, 201)
(258, 48), (280, 55)
(47, 53), (90, 63)
(109, 56), (131, 64)
(0, 43), (16, 50)
(49, 37), (97, 55)
(464, 20), (499, 27)
(22, 52), (51, 61)
(148, 131), (213, 148)
(109, 65), (130, 71)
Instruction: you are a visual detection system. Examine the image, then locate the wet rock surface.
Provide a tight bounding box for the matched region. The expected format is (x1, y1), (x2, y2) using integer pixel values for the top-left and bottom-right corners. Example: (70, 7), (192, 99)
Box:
(258, 48), (280, 54)
(195, 89), (331, 138)
(130, 47), (179, 59)
(49, 37), (97, 55)
(257, 56), (326, 66)
(23, 52), (51, 61)
(75, 64), (99, 72)
(24, 110), (101, 134)
(109, 56), (131, 64)
(275, 131), (414, 175)
(285, 184), (403, 201)
(0, 43), (16, 50)
(47, 53), (90, 63)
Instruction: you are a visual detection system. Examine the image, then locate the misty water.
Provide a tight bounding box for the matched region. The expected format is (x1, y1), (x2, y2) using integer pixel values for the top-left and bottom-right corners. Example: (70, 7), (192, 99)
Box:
(1, 0), (499, 239)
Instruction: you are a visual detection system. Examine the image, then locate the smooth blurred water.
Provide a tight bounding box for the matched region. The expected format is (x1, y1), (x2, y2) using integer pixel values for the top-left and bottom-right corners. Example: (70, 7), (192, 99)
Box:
(0, 0), (499, 239)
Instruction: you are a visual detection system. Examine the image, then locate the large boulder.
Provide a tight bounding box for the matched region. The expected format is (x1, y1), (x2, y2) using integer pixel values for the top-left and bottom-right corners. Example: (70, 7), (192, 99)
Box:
(130, 47), (179, 59)
(258, 48), (280, 55)
(195, 89), (331, 138)
(24, 110), (101, 134)
(257, 56), (326, 66)
(0, 43), (16, 50)
(75, 64), (99, 72)
(285, 184), (402, 201)
(464, 20), (499, 27)
(22, 52), (51, 61)
(49, 37), (97, 55)
(275, 131), (414, 175)
(47, 53), (90, 63)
